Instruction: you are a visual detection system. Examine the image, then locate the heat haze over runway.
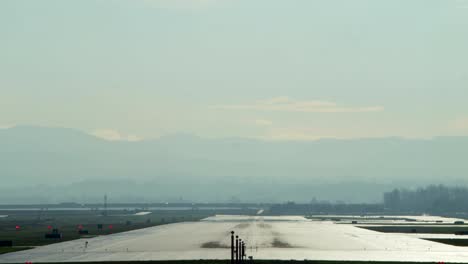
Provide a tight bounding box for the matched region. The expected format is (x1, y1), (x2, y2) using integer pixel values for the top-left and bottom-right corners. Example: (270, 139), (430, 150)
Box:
(2, 215), (468, 263)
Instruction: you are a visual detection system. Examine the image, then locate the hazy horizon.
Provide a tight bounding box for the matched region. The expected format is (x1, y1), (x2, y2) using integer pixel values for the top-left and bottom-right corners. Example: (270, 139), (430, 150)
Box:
(1, 0), (467, 205)
(1, 125), (468, 204)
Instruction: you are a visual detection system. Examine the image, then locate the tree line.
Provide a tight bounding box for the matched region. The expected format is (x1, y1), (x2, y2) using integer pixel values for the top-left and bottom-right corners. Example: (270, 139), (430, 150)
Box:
(384, 185), (468, 213)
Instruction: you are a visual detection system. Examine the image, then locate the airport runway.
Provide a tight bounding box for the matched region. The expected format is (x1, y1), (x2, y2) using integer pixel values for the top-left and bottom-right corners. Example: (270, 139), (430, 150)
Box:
(2, 215), (468, 263)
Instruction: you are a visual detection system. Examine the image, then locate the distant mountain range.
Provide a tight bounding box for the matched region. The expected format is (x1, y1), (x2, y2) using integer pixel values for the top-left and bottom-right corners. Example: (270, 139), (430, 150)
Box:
(1, 126), (468, 204)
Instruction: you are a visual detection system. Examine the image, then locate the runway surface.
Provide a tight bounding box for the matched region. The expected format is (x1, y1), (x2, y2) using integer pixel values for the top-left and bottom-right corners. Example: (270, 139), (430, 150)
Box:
(2, 215), (468, 263)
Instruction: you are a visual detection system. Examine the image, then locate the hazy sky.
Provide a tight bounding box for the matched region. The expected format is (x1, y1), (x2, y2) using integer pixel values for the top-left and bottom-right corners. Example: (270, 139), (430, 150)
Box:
(1, 0), (467, 141)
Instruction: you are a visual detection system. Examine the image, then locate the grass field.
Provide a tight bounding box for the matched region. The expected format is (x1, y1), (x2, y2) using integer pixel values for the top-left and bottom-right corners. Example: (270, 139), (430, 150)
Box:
(0, 208), (256, 249)
(0, 246), (33, 255)
(359, 225), (468, 234)
(424, 238), (468, 247)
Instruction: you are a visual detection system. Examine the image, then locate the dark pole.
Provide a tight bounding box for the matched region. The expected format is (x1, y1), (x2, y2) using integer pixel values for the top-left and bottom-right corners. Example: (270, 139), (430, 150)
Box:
(242, 242), (246, 260)
(243, 240), (245, 262)
(231, 231), (235, 264)
(235, 236), (239, 264)
(239, 239), (242, 263)
(239, 241), (242, 262)
(242, 242), (245, 261)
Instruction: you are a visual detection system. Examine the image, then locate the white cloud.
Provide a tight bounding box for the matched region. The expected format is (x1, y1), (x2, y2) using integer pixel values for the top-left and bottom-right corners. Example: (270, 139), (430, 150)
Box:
(450, 117), (468, 132)
(90, 129), (142, 142)
(214, 97), (384, 113)
(0, 124), (15, 129)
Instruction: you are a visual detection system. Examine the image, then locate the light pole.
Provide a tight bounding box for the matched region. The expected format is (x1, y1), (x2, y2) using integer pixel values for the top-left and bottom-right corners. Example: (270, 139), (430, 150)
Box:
(236, 236), (239, 264)
(231, 231), (235, 264)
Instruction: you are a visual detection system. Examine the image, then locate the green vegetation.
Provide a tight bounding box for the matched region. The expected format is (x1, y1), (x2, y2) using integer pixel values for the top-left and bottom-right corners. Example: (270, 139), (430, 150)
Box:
(384, 185), (468, 214)
(0, 246), (33, 255)
(359, 225), (468, 234)
(0, 209), (231, 247)
(424, 238), (468, 247)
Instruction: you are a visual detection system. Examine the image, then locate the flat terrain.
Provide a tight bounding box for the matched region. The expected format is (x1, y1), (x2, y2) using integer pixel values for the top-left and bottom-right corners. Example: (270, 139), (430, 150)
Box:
(0, 247), (32, 255)
(0, 208), (254, 247)
(3, 215), (468, 263)
(360, 225), (468, 234)
(7, 261), (468, 264)
(2, 261), (465, 264)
